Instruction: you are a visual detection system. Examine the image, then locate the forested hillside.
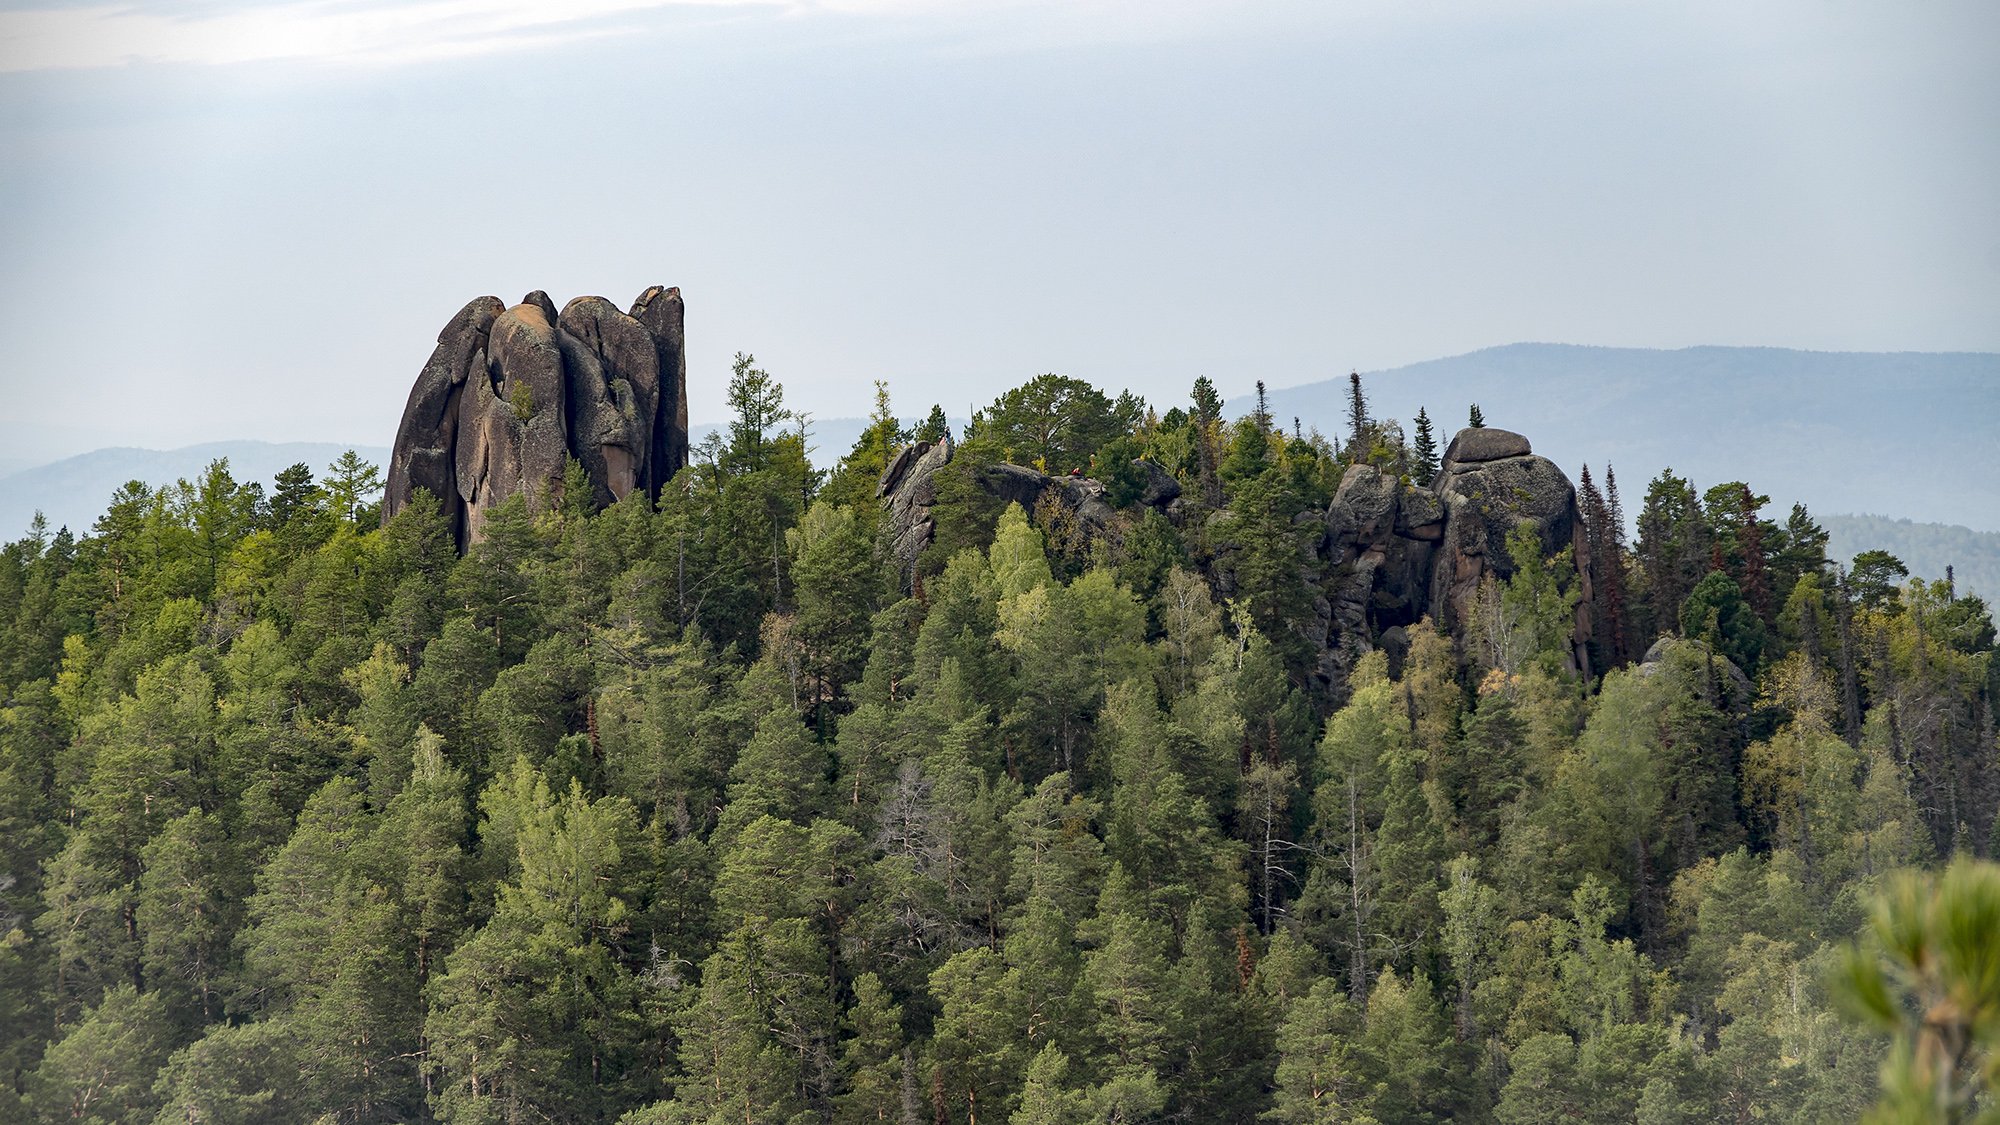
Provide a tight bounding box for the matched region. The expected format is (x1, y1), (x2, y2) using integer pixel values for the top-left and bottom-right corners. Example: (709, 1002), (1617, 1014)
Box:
(0, 365), (1995, 1124)
(1824, 514), (2000, 606)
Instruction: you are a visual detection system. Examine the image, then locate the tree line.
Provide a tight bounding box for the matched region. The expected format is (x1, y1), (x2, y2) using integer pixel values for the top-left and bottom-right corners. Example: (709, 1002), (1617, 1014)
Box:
(0, 359), (1995, 1122)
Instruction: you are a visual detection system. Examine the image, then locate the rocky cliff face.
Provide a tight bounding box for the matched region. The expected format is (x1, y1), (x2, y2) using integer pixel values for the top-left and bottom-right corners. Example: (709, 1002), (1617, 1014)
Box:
(879, 425), (1592, 702)
(1315, 426), (1594, 693)
(382, 287), (691, 548)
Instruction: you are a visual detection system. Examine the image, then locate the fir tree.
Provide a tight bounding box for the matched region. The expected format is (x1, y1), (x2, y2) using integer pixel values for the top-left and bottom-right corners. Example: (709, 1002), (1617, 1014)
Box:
(1346, 371), (1369, 455)
(1412, 407), (1439, 486)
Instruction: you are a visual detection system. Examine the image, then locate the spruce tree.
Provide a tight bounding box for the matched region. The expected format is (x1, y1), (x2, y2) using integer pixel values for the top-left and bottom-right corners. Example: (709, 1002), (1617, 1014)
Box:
(1468, 403), (1485, 428)
(915, 403), (951, 445)
(1412, 406), (1439, 486)
(1346, 371), (1369, 455)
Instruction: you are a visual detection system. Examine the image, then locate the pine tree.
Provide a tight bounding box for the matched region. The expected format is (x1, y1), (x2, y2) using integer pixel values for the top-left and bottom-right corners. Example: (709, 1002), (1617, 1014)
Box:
(1468, 403), (1485, 428)
(836, 973), (906, 1124)
(1268, 979), (1371, 1123)
(915, 403), (951, 445)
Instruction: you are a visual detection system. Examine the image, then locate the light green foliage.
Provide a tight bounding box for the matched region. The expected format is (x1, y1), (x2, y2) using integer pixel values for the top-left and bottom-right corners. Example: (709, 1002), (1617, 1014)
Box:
(0, 370), (1987, 1125)
(1834, 857), (2000, 1124)
(1269, 979), (1376, 1124)
(990, 503), (1053, 600)
(25, 984), (174, 1125)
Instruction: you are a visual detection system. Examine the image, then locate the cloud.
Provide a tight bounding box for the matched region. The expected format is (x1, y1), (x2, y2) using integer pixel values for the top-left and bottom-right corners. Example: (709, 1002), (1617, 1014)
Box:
(0, 0), (801, 71)
(0, 0), (1439, 73)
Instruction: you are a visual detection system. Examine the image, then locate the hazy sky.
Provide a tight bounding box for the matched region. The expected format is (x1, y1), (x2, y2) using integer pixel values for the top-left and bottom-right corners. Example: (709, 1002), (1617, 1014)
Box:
(1, 0), (1994, 465)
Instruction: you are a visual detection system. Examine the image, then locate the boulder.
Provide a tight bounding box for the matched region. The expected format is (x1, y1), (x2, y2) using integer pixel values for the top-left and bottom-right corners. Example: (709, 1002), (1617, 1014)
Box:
(976, 463), (1051, 511)
(1395, 487), (1445, 540)
(453, 346), (523, 545)
(522, 290), (560, 327)
(1428, 449), (1595, 676)
(880, 435), (955, 574)
(1054, 476), (1118, 534)
(1433, 453), (1577, 570)
(1326, 465), (1398, 548)
(485, 303), (571, 510)
(1134, 459), (1181, 508)
(1441, 426), (1531, 466)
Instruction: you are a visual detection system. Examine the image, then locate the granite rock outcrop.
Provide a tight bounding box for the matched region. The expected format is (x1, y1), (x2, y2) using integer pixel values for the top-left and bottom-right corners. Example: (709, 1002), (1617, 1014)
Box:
(383, 286), (690, 549)
(876, 425), (1597, 703)
(1314, 427), (1595, 694)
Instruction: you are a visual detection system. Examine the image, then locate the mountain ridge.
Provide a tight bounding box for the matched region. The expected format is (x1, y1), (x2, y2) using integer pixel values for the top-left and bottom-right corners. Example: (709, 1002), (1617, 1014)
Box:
(0, 441), (393, 539)
(1234, 342), (1999, 532)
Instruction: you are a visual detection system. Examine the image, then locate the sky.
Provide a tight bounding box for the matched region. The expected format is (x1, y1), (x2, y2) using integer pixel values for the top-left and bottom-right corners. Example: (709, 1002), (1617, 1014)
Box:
(0, 0), (1995, 468)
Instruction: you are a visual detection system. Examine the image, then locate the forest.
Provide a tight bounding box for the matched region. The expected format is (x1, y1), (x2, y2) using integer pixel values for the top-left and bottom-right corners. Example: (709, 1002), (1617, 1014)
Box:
(0, 360), (1996, 1124)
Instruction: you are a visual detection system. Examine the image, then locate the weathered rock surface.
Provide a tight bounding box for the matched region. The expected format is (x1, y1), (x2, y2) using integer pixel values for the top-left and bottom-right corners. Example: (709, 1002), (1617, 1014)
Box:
(629, 286), (690, 488)
(383, 284), (692, 549)
(1134, 459), (1181, 508)
(879, 435), (955, 574)
(558, 296), (659, 506)
(1311, 427), (1596, 696)
(876, 446), (1183, 581)
(383, 296), (503, 546)
(1441, 426), (1532, 465)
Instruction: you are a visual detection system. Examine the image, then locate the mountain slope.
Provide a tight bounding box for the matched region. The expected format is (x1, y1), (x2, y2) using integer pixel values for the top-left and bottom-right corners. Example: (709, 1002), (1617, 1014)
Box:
(1236, 344), (2000, 531)
(1823, 515), (2000, 603)
(0, 441), (392, 539)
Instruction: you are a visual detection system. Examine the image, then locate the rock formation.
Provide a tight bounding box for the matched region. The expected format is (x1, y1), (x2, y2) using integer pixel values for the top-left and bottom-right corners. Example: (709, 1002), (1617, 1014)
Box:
(383, 286), (690, 548)
(878, 425), (1594, 702)
(1315, 427), (1594, 693)
(876, 441), (1178, 578)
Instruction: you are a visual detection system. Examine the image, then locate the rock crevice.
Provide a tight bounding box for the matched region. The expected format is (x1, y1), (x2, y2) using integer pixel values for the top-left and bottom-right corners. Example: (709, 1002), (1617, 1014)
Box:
(383, 286), (691, 549)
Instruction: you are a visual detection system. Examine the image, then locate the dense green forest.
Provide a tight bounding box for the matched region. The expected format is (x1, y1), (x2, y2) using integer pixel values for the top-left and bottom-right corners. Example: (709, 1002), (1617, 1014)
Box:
(1, 363), (1996, 1124)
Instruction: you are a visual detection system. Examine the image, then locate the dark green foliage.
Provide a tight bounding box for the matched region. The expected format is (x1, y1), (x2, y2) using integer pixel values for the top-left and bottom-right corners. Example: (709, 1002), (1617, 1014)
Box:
(1680, 570), (1767, 673)
(1849, 548), (1910, 611)
(1412, 407), (1439, 487)
(968, 373), (1143, 475)
(915, 403), (951, 446)
(0, 380), (1986, 1125)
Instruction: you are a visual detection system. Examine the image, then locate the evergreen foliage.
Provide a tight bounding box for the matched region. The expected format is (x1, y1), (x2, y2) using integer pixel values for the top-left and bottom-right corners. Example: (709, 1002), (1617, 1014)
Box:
(0, 364), (1992, 1124)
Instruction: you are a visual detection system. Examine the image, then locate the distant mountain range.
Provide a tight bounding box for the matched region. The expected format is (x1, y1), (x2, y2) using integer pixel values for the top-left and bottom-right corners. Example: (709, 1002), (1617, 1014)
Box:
(1822, 515), (2000, 604)
(0, 442), (392, 539)
(1234, 343), (1999, 532)
(5, 345), (1995, 602)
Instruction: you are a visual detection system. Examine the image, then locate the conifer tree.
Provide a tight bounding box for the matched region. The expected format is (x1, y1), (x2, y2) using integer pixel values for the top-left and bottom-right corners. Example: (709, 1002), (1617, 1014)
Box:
(1345, 372), (1369, 456)
(1412, 407), (1439, 486)
(915, 403), (951, 445)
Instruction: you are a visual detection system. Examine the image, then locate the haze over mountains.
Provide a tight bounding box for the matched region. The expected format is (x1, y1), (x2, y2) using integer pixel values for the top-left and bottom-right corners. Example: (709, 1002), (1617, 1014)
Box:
(1232, 343), (1999, 532)
(0, 443), (393, 541)
(4, 344), (1993, 595)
